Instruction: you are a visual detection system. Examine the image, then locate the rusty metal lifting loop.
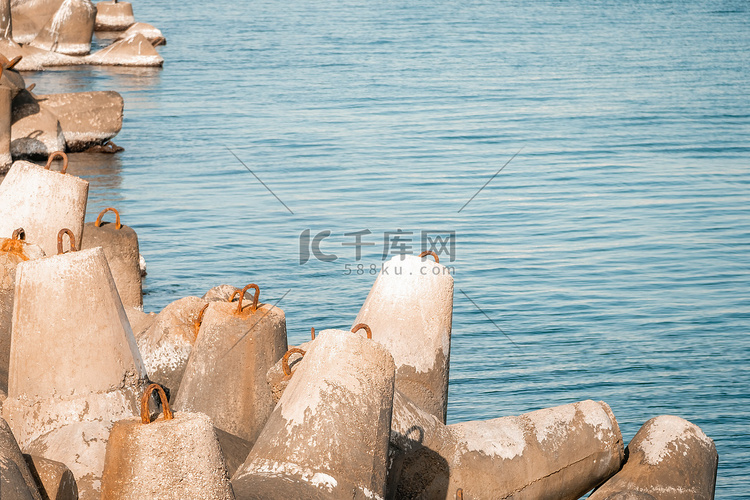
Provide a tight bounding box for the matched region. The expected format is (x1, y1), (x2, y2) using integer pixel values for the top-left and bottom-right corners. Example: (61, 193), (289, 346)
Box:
(227, 289), (240, 302)
(237, 283), (260, 314)
(456, 488), (463, 500)
(194, 303), (209, 338)
(45, 151), (69, 174)
(351, 323), (372, 339)
(94, 207), (122, 229)
(282, 348), (306, 377)
(419, 250), (439, 263)
(4, 55), (22, 70)
(311, 327), (315, 340)
(140, 383), (173, 424)
(56, 228), (76, 254)
(11, 228), (25, 241)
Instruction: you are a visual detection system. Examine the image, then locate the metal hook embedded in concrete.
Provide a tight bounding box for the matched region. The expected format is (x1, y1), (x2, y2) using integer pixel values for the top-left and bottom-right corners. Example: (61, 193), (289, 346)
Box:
(45, 151), (69, 174)
(5, 55), (22, 70)
(194, 303), (209, 338)
(95, 207), (122, 229)
(311, 326), (315, 340)
(351, 323), (372, 339)
(227, 289), (240, 302)
(140, 383), (173, 424)
(11, 228), (25, 240)
(56, 228), (76, 254)
(456, 488), (463, 500)
(419, 250), (439, 263)
(282, 348), (306, 377)
(237, 283), (259, 314)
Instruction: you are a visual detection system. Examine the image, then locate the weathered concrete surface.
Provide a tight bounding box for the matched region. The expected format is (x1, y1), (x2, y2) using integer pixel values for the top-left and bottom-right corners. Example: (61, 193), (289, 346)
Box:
(589, 415), (718, 500)
(23, 454), (78, 500)
(24, 420), (109, 500)
(37, 91), (123, 152)
(0, 157), (88, 257)
(391, 394), (624, 500)
(1, 417), (42, 500)
(11, 90), (67, 159)
(28, 0), (96, 55)
(0, 85), (11, 171)
(80, 208), (141, 309)
(0, 0), (11, 40)
(124, 306), (155, 337)
(3, 247), (147, 447)
(0, 234), (45, 395)
(101, 411), (234, 500)
(0, 38), (81, 71)
(86, 32), (162, 66)
(174, 294), (287, 446)
(354, 254), (454, 423)
(9, 0), (66, 44)
(115, 21), (164, 44)
(94, 0), (133, 31)
(203, 283), (240, 302)
(232, 329), (396, 500)
(8, 247), (145, 402)
(135, 296), (207, 401)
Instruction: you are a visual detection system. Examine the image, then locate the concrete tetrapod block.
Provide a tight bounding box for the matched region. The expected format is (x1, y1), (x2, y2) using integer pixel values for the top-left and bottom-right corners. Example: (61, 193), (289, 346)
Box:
(232, 328), (396, 500)
(37, 92), (123, 152)
(354, 253), (453, 423)
(86, 32), (163, 66)
(100, 384), (235, 500)
(1, 417), (42, 500)
(390, 391), (624, 500)
(3, 246), (147, 447)
(135, 296), (208, 401)
(24, 420), (109, 500)
(0, 85), (11, 171)
(589, 415), (718, 500)
(0, 154), (88, 256)
(23, 454), (78, 500)
(0, 0), (11, 40)
(8, 0), (65, 44)
(80, 208), (141, 309)
(94, 1), (134, 31)
(0, 232), (45, 395)
(28, 0), (96, 55)
(174, 284), (287, 447)
(115, 22), (164, 45)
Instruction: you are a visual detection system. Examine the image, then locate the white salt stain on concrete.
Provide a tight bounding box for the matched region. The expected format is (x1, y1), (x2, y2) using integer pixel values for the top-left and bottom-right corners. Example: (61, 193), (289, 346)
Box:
(453, 417), (526, 460)
(527, 403), (576, 444)
(310, 472), (337, 491)
(355, 255), (453, 374)
(580, 400), (614, 441)
(639, 415), (712, 465)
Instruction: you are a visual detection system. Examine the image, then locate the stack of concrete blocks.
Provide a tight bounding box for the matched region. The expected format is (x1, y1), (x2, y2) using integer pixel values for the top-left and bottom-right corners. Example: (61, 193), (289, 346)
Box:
(0, 52), (126, 165)
(0, 0), (165, 70)
(0, 155), (721, 498)
(3, 246), (149, 499)
(174, 285), (288, 476)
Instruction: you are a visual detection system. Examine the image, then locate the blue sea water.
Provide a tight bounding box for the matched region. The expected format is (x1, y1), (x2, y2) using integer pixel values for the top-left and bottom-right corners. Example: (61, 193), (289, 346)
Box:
(18, 0), (749, 496)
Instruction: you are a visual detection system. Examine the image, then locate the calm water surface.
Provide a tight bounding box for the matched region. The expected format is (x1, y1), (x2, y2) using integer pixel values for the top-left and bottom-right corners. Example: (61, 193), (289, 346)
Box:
(16, 0), (750, 496)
